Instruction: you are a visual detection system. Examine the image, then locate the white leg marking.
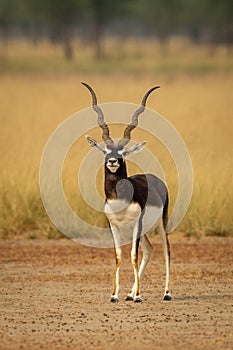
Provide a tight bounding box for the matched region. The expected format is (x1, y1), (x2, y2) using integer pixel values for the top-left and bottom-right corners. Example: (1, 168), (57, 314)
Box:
(128, 220), (142, 302)
(127, 235), (153, 300)
(138, 235), (153, 280)
(110, 226), (121, 302)
(131, 241), (141, 302)
(157, 219), (172, 300)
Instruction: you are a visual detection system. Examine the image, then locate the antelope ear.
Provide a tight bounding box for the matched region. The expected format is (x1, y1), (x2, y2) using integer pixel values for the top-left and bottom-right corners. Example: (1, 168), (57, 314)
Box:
(123, 141), (146, 156)
(86, 136), (105, 153)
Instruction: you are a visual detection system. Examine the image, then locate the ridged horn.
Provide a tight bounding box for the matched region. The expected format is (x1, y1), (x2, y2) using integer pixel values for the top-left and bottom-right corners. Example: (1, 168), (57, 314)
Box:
(82, 82), (113, 145)
(118, 86), (160, 147)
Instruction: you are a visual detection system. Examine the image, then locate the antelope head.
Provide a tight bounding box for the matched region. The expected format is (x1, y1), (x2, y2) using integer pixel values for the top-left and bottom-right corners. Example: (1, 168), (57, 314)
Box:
(83, 82), (159, 174)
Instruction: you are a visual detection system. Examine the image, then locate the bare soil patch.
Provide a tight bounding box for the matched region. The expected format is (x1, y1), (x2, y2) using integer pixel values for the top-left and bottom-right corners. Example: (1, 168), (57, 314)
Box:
(0, 235), (232, 349)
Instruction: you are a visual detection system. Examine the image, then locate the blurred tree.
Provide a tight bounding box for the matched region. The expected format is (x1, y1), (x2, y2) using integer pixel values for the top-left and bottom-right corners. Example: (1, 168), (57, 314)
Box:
(0, 0), (19, 42)
(133, 0), (182, 54)
(178, 0), (207, 41)
(0, 0), (27, 59)
(206, 0), (233, 52)
(178, 0), (233, 53)
(88, 0), (132, 59)
(26, 0), (86, 60)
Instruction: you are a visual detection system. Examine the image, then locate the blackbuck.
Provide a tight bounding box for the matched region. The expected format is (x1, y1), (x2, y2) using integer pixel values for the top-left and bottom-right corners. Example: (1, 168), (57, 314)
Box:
(83, 82), (172, 302)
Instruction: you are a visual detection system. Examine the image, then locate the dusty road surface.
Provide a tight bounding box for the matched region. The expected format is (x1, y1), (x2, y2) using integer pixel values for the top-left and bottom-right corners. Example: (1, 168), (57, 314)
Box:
(0, 235), (232, 350)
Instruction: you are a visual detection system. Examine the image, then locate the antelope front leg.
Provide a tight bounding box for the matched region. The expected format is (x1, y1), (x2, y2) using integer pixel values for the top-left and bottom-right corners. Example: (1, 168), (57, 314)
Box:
(110, 226), (121, 302)
(126, 219), (142, 302)
(126, 234), (152, 301)
(130, 237), (142, 302)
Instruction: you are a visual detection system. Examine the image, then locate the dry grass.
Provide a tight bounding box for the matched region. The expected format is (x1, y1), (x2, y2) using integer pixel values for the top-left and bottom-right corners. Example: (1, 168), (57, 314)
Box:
(0, 39), (232, 238)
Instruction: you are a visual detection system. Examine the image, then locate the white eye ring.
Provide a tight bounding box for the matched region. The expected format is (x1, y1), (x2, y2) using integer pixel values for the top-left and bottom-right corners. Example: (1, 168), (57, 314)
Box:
(104, 147), (112, 154)
(117, 149), (125, 155)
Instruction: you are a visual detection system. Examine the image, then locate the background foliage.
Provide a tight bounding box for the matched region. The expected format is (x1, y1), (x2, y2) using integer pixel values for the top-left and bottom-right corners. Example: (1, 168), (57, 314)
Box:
(0, 0), (232, 58)
(0, 0), (232, 239)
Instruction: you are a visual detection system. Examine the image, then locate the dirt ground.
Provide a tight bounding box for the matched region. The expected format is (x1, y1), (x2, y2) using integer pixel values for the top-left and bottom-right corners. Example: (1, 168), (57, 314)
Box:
(0, 235), (232, 350)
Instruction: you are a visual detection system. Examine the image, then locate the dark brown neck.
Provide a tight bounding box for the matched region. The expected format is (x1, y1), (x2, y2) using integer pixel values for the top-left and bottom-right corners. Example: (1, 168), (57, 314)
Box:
(104, 163), (128, 200)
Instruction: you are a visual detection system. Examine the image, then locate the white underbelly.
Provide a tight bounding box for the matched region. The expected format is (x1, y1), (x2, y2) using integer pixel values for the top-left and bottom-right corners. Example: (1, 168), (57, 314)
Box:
(105, 200), (141, 228)
(105, 199), (163, 233)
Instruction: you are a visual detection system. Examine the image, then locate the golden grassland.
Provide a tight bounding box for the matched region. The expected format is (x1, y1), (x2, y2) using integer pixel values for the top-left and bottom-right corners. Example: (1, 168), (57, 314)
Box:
(0, 39), (232, 239)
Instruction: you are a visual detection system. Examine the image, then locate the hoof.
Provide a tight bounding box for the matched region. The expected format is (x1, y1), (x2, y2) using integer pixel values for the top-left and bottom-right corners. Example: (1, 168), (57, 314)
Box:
(163, 294), (172, 301)
(134, 296), (143, 303)
(110, 296), (119, 303)
(125, 295), (134, 301)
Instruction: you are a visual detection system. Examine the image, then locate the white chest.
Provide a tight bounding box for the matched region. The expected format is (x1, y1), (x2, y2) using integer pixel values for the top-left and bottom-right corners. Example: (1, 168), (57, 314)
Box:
(105, 200), (141, 228)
